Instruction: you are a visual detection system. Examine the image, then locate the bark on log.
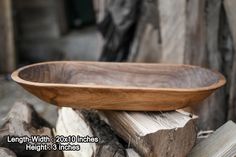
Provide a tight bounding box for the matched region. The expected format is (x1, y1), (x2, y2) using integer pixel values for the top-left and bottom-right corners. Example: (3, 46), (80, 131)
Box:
(0, 102), (53, 156)
(0, 147), (16, 157)
(103, 110), (197, 157)
(56, 107), (126, 157)
(0, 0), (15, 73)
(189, 121), (236, 157)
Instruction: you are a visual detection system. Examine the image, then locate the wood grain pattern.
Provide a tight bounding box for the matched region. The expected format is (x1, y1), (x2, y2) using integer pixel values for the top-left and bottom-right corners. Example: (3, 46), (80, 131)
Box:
(0, 102), (52, 156)
(11, 61), (226, 111)
(189, 121), (236, 157)
(103, 110), (197, 157)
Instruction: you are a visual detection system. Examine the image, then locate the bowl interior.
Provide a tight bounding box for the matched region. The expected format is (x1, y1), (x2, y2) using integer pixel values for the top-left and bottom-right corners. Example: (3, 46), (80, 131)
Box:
(18, 62), (221, 89)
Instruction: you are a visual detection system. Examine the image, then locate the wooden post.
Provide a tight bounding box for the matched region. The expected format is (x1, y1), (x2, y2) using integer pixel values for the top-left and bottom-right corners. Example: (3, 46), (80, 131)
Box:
(0, 0), (15, 73)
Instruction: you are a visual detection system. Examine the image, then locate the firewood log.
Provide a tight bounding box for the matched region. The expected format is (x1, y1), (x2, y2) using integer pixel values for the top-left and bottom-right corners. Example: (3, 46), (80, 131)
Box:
(56, 107), (126, 157)
(126, 148), (140, 157)
(0, 102), (53, 156)
(102, 110), (197, 157)
(189, 121), (236, 157)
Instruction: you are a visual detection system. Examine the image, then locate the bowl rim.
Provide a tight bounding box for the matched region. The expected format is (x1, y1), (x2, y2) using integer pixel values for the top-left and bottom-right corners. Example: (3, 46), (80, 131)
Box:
(11, 61), (226, 92)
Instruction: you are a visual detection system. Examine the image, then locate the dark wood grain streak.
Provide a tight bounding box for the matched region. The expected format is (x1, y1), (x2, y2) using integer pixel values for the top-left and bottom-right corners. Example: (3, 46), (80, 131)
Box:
(11, 61), (226, 111)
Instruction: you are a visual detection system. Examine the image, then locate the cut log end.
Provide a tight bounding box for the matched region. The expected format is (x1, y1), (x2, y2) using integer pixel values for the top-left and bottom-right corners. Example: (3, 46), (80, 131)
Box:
(103, 110), (197, 157)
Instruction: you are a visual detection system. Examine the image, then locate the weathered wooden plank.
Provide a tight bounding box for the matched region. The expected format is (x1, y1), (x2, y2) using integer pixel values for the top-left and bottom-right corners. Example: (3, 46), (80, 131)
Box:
(158, 0), (186, 63)
(129, 0), (186, 64)
(0, 0), (15, 73)
(103, 110), (197, 157)
(184, 0), (227, 130)
(189, 121), (236, 157)
(224, 0), (236, 122)
(128, 0), (161, 62)
(184, 0), (206, 65)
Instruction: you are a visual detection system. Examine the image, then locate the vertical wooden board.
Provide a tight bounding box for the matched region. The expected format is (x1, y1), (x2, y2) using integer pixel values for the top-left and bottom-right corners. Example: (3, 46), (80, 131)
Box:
(185, 0), (227, 130)
(197, 0), (226, 130)
(158, 0), (186, 64)
(129, 0), (186, 64)
(224, 0), (236, 43)
(184, 0), (206, 66)
(0, 0), (15, 73)
(128, 0), (162, 63)
(224, 0), (236, 121)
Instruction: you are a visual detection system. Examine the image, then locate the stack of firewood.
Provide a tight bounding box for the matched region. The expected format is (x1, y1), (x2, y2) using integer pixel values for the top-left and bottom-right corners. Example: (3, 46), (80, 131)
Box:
(1, 101), (236, 157)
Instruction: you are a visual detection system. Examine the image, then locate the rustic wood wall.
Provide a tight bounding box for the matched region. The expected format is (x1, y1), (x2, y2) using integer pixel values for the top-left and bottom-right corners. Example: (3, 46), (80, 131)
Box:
(98, 0), (236, 130)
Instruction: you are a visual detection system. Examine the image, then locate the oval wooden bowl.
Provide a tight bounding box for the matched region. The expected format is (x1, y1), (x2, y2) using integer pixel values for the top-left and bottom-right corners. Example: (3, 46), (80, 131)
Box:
(11, 61), (226, 111)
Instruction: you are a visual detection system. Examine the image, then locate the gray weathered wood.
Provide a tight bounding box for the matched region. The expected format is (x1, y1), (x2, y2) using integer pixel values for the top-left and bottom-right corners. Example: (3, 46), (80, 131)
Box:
(224, 0), (236, 122)
(129, 0), (186, 64)
(98, 0), (233, 130)
(126, 149), (141, 157)
(103, 110), (197, 157)
(189, 121), (236, 157)
(0, 102), (52, 156)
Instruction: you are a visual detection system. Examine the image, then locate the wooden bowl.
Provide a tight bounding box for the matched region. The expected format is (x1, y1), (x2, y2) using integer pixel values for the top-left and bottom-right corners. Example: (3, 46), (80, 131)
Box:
(11, 61), (226, 111)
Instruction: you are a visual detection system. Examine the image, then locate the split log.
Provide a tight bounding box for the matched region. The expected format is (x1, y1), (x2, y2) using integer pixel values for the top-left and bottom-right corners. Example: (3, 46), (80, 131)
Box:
(0, 0), (15, 73)
(56, 107), (126, 157)
(0, 147), (16, 157)
(103, 110), (197, 157)
(189, 121), (236, 157)
(0, 102), (53, 156)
